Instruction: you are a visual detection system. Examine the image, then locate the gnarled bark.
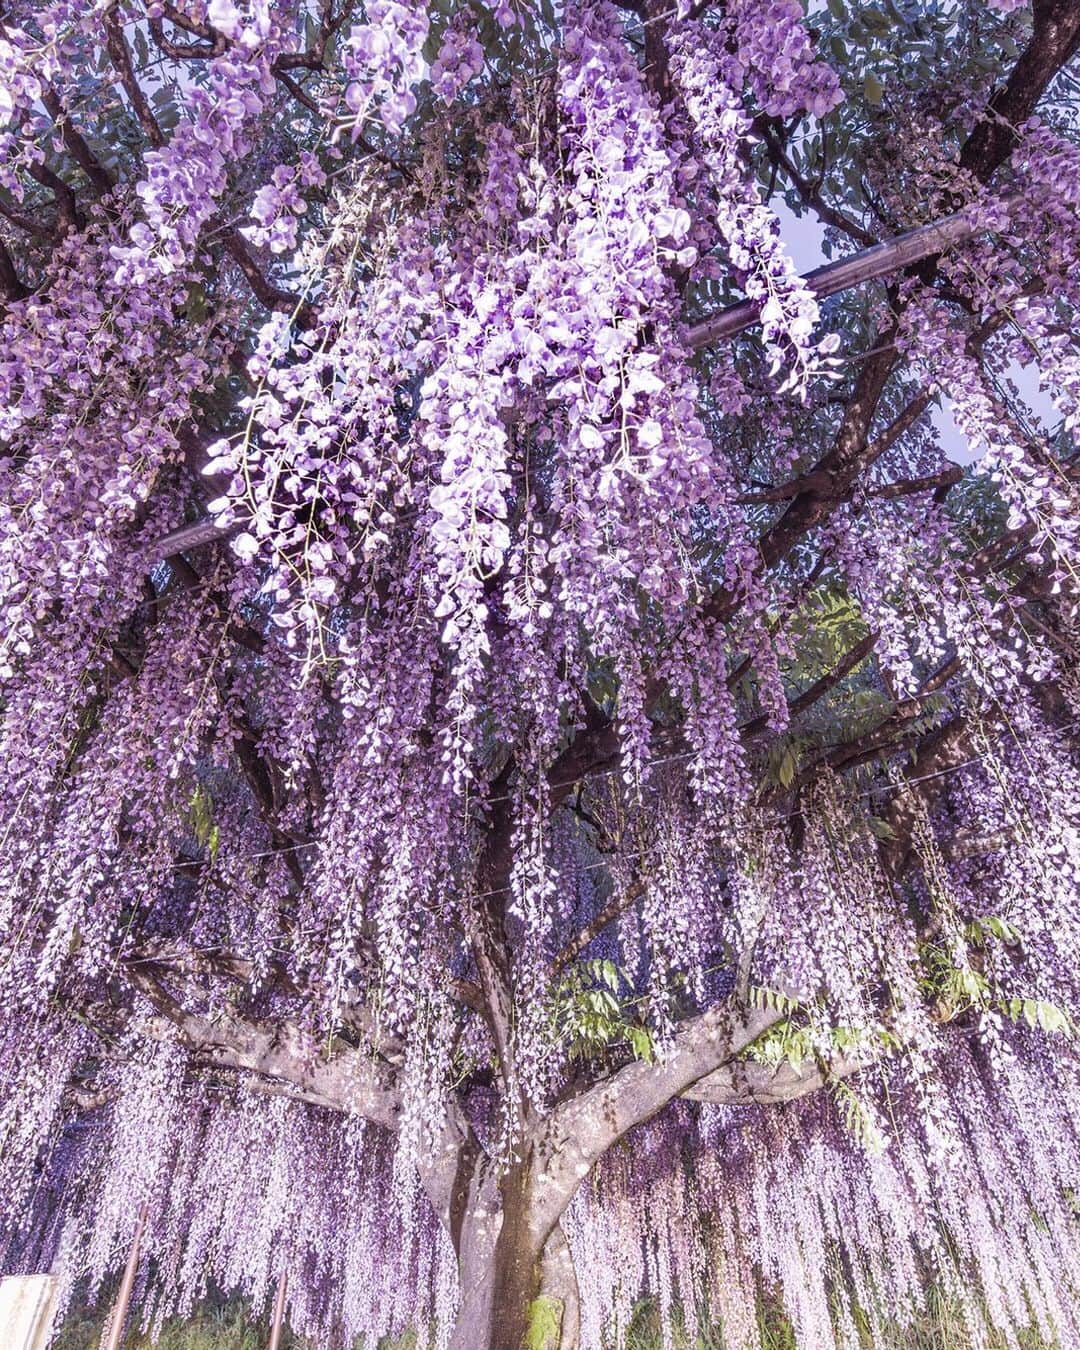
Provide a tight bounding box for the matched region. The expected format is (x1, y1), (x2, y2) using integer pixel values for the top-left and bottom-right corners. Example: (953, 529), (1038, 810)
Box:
(443, 1149), (580, 1350)
(451, 1214), (580, 1350)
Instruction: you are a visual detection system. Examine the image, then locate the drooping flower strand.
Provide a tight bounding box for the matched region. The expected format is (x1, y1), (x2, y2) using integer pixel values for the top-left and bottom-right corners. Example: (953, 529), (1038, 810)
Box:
(25, 1067), (459, 1349)
(0, 4), (1078, 1347)
(898, 285), (1079, 596)
(669, 17), (840, 400)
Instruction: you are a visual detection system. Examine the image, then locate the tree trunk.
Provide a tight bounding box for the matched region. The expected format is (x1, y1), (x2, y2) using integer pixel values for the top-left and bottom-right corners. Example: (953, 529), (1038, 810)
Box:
(448, 1166), (580, 1350)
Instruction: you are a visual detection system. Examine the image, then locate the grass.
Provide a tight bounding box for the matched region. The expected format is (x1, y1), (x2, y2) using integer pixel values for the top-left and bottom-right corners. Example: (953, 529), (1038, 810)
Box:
(54, 1290), (1059, 1348)
(54, 1299), (305, 1349)
(620, 1289), (1059, 1349)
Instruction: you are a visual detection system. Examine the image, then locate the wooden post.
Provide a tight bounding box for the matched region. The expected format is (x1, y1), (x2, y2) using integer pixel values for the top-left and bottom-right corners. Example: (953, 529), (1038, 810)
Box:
(102, 1204), (149, 1350)
(267, 1269), (288, 1350)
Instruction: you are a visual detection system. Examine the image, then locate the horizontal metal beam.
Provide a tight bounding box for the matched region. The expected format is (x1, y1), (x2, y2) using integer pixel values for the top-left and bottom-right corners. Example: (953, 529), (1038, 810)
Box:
(150, 197), (1013, 562)
(686, 196), (1015, 350)
(151, 514), (238, 557)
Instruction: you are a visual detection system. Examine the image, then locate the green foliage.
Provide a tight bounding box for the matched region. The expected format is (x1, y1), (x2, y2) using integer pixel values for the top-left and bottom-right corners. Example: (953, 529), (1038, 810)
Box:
(1001, 996), (1073, 1036)
(621, 1285), (1059, 1348)
(744, 990), (905, 1155)
(748, 985), (804, 1017)
(918, 918), (1074, 1036)
(832, 1079), (889, 1155)
(763, 738), (804, 791)
(746, 1014), (895, 1074)
(785, 0), (1023, 242)
(55, 1300), (417, 1349)
(550, 959), (655, 1063)
(54, 1301), (300, 1348)
(748, 1018), (817, 1070)
(777, 587), (870, 694)
(187, 784), (221, 862)
(963, 915), (1021, 948)
(57, 1288), (1061, 1350)
(757, 585), (909, 752)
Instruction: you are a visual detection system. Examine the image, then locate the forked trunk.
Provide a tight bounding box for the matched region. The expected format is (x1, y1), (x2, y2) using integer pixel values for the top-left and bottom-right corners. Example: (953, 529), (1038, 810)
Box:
(449, 1172), (580, 1350)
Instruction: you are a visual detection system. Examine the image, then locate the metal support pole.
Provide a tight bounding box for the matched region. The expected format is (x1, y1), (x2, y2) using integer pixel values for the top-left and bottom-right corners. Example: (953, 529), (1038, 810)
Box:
(685, 195), (1020, 351)
(267, 1269), (288, 1350)
(102, 1204), (148, 1350)
(147, 193), (1022, 565)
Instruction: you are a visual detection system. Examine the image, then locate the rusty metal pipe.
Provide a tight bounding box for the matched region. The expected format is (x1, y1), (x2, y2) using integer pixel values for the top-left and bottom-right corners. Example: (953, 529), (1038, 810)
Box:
(267, 1269), (288, 1350)
(102, 1204), (149, 1350)
(685, 196), (1019, 350)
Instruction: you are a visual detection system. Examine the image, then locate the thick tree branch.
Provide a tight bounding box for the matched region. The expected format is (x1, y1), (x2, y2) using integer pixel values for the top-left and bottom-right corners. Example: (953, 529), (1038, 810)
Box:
(739, 628), (879, 740)
(469, 766), (533, 1123)
(959, 0), (1080, 182)
(551, 881), (645, 976)
(866, 464), (963, 499)
(878, 714), (973, 875)
(25, 153), (82, 235)
(149, 11), (228, 60)
(122, 953), (483, 1252)
(941, 825), (1016, 863)
(683, 1042), (881, 1105)
(39, 86), (115, 196)
(0, 236), (27, 302)
(125, 959), (402, 1129)
(106, 14), (166, 149)
(532, 1001), (782, 1234)
(788, 657), (961, 794)
(222, 231), (317, 328)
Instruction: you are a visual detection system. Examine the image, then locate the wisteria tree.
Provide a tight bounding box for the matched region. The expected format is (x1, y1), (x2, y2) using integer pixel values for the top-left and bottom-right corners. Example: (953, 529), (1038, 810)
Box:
(1, 1), (1078, 1347)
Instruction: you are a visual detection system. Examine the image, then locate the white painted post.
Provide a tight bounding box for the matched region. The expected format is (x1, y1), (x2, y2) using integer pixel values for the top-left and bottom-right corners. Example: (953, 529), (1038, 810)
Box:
(0, 1275), (59, 1350)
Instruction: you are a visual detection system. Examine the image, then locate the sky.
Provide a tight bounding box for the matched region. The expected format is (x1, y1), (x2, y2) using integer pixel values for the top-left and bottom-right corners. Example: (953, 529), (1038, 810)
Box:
(772, 197), (1058, 467)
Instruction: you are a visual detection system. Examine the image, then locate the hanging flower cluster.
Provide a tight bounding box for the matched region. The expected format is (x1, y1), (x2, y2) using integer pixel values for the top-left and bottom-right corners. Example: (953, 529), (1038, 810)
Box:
(670, 17), (839, 397)
(0, 2), (1078, 1347)
(335, 0), (432, 137)
(899, 286), (1079, 594)
(111, 2), (290, 285)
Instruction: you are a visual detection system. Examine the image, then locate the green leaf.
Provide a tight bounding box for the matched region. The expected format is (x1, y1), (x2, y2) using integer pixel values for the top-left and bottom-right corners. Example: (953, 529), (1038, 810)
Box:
(750, 986), (802, 1016)
(188, 785), (218, 853)
(833, 1080), (890, 1155)
(971, 916), (1020, 945)
(862, 7), (892, 38)
(184, 281), (209, 324)
(596, 959), (620, 992)
(629, 1026), (655, 1062)
(864, 73), (884, 105)
(1037, 1002), (1068, 1035)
